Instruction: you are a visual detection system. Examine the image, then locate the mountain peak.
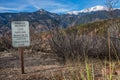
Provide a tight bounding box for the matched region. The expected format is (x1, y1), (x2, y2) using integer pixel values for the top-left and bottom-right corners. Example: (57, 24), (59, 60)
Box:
(36, 9), (48, 13)
(35, 9), (50, 14)
(39, 9), (46, 12)
(67, 5), (107, 15)
(80, 5), (107, 13)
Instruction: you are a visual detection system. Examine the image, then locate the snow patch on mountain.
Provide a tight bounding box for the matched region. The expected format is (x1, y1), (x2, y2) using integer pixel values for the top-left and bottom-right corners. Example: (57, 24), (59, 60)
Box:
(67, 11), (82, 15)
(80, 5), (107, 13)
(67, 5), (107, 15)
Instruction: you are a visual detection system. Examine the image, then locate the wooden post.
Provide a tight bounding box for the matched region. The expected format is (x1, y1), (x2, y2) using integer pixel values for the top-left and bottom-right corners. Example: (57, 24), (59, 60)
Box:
(20, 47), (25, 74)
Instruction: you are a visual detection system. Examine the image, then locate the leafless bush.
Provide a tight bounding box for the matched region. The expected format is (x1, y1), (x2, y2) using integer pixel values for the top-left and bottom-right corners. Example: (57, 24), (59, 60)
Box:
(28, 28), (51, 53)
(0, 33), (12, 52)
(108, 20), (120, 57)
(105, 0), (120, 18)
(49, 21), (120, 62)
(49, 28), (101, 62)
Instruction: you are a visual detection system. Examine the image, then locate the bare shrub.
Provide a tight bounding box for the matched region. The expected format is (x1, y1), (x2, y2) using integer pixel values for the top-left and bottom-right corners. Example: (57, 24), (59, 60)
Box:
(105, 0), (120, 18)
(109, 20), (120, 57)
(49, 28), (103, 62)
(0, 32), (12, 52)
(49, 20), (120, 62)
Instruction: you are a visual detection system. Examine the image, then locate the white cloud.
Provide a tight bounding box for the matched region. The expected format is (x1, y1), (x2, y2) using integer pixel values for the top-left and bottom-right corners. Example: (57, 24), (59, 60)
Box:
(28, 0), (68, 9)
(0, 0), (80, 13)
(0, 5), (27, 12)
(27, 0), (77, 13)
(51, 8), (71, 13)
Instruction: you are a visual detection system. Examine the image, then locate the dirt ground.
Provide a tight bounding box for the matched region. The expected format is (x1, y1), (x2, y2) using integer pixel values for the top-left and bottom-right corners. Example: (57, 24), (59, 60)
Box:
(0, 50), (64, 80)
(0, 50), (120, 80)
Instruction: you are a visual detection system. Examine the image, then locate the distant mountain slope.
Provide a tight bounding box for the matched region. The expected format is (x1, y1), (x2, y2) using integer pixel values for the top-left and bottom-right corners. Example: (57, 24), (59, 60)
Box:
(60, 9), (120, 27)
(0, 6), (120, 34)
(0, 9), (60, 34)
(65, 18), (120, 38)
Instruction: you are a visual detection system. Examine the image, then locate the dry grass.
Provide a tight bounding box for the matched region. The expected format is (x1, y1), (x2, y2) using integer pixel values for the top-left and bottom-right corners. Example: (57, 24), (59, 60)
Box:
(0, 51), (120, 80)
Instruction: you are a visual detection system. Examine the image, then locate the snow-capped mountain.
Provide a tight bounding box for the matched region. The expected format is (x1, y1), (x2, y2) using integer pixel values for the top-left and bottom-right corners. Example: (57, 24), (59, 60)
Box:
(80, 5), (107, 13)
(67, 5), (107, 15)
(0, 7), (120, 34)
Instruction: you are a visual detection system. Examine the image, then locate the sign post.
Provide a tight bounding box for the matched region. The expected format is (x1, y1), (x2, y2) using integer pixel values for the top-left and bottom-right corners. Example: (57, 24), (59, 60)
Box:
(20, 47), (24, 74)
(11, 21), (30, 74)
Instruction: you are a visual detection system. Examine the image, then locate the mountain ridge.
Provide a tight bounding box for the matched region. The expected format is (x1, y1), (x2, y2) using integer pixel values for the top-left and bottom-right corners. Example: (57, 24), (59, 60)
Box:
(0, 6), (120, 34)
(67, 5), (120, 15)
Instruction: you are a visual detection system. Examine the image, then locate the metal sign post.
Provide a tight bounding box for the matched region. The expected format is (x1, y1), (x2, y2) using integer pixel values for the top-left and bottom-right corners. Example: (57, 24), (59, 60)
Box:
(11, 21), (30, 74)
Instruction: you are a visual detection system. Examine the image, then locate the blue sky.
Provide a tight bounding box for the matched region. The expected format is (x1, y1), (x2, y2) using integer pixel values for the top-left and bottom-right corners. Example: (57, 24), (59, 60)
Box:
(0, 0), (120, 13)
